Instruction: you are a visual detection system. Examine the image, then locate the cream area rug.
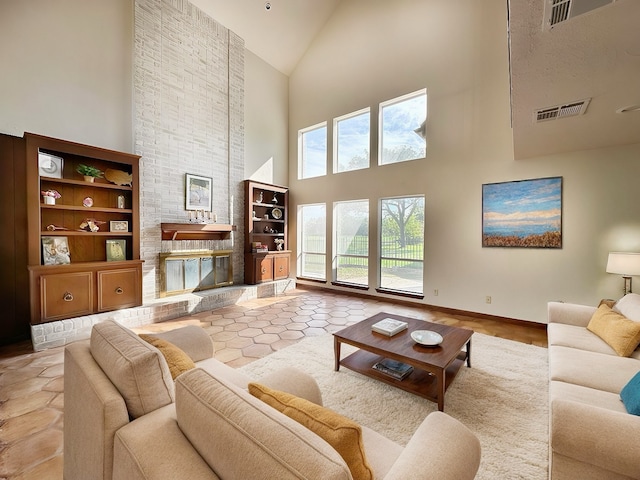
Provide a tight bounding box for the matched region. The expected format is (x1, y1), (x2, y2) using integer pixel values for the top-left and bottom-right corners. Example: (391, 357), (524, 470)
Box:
(239, 332), (548, 480)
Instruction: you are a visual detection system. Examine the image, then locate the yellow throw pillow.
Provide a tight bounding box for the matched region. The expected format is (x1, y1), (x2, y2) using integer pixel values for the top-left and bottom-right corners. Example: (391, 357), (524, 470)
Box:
(248, 382), (374, 480)
(139, 334), (196, 379)
(587, 304), (640, 357)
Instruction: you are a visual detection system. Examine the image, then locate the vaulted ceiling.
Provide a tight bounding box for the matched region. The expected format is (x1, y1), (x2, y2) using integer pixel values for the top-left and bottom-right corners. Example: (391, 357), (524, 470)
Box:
(191, 0), (640, 160)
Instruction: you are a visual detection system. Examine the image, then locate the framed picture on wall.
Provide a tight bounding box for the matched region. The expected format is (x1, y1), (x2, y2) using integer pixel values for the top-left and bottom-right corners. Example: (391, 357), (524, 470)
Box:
(185, 173), (212, 211)
(482, 176), (562, 248)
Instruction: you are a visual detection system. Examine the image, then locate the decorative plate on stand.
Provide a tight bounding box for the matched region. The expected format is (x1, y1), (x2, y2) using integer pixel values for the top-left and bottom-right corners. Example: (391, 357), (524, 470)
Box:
(272, 207), (283, 220)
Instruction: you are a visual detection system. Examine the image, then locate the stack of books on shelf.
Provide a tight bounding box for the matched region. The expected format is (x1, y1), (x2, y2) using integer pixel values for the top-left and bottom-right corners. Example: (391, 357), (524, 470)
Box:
(371, 318), (408, 336)
(372, 358), (414, 380)
(251, 242), (268, 253)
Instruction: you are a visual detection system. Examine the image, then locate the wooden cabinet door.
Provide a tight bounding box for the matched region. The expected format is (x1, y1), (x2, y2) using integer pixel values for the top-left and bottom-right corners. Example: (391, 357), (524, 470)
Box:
(256, 256), (274, 283)
(40, 272), (93, 321)
(97, 267), (141, 311)
(274, 254), (289, 280)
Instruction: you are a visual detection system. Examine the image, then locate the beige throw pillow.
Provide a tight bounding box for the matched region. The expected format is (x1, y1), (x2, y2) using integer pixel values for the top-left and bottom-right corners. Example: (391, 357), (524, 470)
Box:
(90, 320), (174, 418)
(139, 334), (196, 380)
(249, 382), (374, 480)
(587, 304), (640, 357)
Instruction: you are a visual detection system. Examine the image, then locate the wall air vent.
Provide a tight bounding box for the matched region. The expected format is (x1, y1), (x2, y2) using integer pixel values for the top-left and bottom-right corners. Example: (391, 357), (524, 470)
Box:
(543, 0), (616, 29)
(534, 98), (591, 123)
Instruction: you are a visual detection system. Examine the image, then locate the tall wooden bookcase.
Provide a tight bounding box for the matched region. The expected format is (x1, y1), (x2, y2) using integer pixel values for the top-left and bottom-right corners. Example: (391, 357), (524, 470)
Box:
(25, 133), (143, 324)
(244, 180), (291, 284)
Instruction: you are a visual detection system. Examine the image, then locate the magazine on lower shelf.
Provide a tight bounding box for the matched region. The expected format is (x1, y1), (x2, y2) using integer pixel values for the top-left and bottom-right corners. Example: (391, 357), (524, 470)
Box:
(372, 358), (414, 380)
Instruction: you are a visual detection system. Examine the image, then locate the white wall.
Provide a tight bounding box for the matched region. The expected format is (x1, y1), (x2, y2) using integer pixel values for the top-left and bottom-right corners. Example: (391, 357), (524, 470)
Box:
(288, 0), (640, 322)
(245, 50), (289, 186)
(0, 0), (133, 152)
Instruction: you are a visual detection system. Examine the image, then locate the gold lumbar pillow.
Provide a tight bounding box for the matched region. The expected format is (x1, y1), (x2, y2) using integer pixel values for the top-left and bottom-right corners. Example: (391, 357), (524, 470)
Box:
(248, 382), (373, 480)
(587, 304), (640, 357)
(139, 334), (196, 379)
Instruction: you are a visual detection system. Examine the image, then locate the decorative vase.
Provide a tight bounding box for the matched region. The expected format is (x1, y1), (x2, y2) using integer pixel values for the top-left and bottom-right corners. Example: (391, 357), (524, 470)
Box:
(43, 196), (55, 205)
(84, 176), (95, 183)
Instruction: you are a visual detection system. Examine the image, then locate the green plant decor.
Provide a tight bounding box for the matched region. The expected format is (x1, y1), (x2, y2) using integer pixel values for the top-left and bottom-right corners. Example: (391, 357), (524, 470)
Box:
(76, 164), (104, 178)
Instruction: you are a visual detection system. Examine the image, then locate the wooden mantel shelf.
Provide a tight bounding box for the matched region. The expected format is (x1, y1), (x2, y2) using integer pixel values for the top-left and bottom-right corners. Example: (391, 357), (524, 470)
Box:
(161, 223), (236, 241)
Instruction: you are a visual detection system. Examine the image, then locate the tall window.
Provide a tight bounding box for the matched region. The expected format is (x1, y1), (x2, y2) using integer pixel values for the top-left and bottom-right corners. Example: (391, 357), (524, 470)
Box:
(298, 204), (326, 280)
(298, 123), (327, 179)
(379, 196), (425, 294)
(333, 108), (370, 173)
(379, 89), (427, 165)
(334, 200), (369, 286)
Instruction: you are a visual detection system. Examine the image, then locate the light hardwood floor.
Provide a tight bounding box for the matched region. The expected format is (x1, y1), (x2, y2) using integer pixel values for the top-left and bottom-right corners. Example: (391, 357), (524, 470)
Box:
(0, 287), (547, 479)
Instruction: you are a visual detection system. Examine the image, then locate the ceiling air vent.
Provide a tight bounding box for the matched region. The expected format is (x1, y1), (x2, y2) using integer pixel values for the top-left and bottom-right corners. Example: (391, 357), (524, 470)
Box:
(543, 0), (616, 29)
(534, 98), (591, 123)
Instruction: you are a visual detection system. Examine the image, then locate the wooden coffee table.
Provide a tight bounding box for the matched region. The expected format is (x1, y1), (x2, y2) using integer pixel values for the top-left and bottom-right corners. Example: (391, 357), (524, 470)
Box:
(333, 312), (473, 411)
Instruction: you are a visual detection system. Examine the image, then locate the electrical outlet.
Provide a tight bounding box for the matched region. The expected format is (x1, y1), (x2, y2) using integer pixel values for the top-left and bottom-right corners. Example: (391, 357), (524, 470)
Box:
(434, 289), (439, 296)
(485, 296), (492, 304)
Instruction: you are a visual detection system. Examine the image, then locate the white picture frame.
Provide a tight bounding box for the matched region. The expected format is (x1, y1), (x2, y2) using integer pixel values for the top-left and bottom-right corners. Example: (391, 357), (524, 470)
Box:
(41, 236), (70, 265)
(38, 152), (64, 178)
(109, 220), (129, 232)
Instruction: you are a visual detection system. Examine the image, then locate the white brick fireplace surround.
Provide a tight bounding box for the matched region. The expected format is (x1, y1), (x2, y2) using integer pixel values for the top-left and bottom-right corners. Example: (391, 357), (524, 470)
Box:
(134, 0), (246, 302)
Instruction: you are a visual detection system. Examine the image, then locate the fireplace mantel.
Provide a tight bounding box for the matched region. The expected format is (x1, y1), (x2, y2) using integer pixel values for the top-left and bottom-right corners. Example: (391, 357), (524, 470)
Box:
(160, 223), (236, 241)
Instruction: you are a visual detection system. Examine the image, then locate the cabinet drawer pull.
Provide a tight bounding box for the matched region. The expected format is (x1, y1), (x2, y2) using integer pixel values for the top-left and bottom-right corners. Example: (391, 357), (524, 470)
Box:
(63, 292), (74, 302)
(261, 267), (267, 274)
(115, 287), (124, 295)
(279, 265), (284, 272)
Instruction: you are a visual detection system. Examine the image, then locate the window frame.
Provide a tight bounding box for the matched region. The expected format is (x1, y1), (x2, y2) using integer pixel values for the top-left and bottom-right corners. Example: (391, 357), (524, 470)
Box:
(298, 122), (327, 180)
(333, 107), (371, 174)
(378, 88), (427, 166)
(377, 195), (425, 298)
(332, 199), (370, 288)
(297, 203), (327, 281)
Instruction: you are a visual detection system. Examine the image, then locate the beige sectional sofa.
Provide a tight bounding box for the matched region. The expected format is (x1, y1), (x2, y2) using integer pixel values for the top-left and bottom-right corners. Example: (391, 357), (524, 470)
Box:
(547, 294), (640, 480)
(64, 319), (481, 480)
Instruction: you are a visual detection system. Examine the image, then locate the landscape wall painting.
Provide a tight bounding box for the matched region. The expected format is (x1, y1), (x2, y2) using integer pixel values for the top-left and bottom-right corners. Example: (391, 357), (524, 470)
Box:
(482, 177), (562, 248)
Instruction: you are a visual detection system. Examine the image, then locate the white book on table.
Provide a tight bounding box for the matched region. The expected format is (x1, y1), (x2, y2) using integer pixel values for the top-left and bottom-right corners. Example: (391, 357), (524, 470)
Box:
(371, 318), (408, 336)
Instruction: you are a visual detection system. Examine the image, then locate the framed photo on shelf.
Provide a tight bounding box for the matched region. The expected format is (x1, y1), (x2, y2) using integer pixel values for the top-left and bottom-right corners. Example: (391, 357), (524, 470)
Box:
(185, 173), (212, 211)
(41, 236), (71, 265)
(109, 220), (129, 232)
(482, 176), (562, 249)
(106, 239), (126, 261)
(38, 152), (64, 178)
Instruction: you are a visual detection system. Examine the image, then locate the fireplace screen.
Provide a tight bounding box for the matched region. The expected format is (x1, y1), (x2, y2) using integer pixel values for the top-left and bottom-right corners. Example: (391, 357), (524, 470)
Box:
(160, 250), (232, 297)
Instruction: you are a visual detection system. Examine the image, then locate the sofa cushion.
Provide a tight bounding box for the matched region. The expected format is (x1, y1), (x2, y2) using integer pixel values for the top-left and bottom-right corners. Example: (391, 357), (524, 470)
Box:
(549, 345), (640, 393)
(587, 305), (640, 356)
(249, 382), (374, 480)
(620, 371), (640, 415)
(175, 369), (352, 480)
(614, 293), (640, 321)
(139, 334), (196, 380)
(90, 320), (174, 419)
(547, 323), (617, 355)
(113, 405), (220, 480)
(549, 380), (628, 413)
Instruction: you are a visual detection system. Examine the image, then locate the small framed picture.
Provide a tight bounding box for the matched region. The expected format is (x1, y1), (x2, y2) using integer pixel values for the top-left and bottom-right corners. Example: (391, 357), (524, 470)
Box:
(106, 239), (126, 261)
(41, 236), (71, 265)
(38, 152), (64, 178)
(109, 220), (129, 232)
(185, 173), (212, 211)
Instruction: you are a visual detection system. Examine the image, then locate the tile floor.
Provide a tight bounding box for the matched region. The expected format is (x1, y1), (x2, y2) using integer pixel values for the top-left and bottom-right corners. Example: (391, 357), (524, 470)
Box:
(0, 287), (547, 479)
